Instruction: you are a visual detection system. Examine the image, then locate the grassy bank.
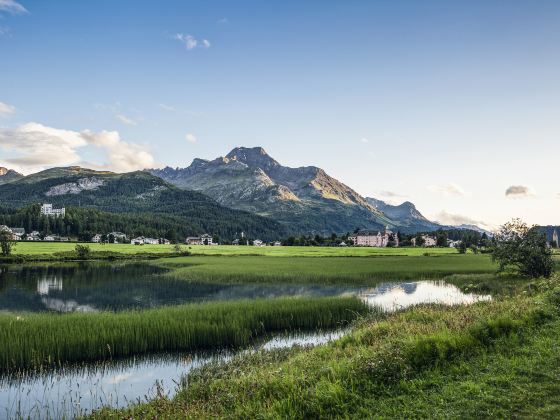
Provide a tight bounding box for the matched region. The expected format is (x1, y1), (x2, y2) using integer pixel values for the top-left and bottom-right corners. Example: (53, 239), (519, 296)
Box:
(158, 254), (497, 284)
(91, 279), (560, 418)
(0, 297), (369, 372)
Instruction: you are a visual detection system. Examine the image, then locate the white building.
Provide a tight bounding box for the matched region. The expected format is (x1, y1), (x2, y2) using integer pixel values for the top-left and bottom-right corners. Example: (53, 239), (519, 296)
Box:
(131, 237), (144, 245)
(92, 234), (102, 243)
(253, 239), (264, 246)
(26, 231), (41, 241)
(40, 204), (66, 217)
(143, 237), (159, 245)
(44, 235), (56, 241)
(9, 228), (25, 240)
(273, 241), (282, 247)
(348, 230), (398, 247)
(186, 234), (213, 245)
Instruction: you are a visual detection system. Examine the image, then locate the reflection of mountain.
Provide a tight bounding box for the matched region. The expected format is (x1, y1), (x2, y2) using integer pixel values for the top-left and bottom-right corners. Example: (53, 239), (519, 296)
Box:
(402, 283), (418, 295)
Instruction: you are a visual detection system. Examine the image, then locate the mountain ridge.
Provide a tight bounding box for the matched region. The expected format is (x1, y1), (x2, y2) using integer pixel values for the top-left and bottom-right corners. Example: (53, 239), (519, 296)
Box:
(148, 147), (430, 234)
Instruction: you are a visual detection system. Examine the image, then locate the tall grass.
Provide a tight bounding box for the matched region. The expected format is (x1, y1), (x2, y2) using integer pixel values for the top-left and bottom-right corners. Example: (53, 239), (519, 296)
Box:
(0, 297), (369, 372)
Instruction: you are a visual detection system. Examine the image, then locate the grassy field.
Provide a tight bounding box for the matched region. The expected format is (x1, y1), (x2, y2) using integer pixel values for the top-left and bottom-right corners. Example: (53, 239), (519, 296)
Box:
(91, 279), (560, 419)
(0, 297), (369, 372)
(11, 242), (458, 257)
(158, 254), (498, 284)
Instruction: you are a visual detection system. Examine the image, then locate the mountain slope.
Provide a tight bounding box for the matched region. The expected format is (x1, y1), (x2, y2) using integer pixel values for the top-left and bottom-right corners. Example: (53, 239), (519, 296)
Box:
(149, 147), (402, 235)
(0, 167), (23, 185)
(0, 166), (285, 240)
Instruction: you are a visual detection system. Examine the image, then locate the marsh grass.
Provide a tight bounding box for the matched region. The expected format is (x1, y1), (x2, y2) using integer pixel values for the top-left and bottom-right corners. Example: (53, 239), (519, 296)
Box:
(0, 297), (369, 372)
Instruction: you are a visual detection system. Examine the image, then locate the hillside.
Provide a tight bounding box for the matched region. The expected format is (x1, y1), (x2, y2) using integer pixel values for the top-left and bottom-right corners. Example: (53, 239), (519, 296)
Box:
(149, 147), (412, 235)
(0, 167), (286, 240)
(0, 167), (23, 185)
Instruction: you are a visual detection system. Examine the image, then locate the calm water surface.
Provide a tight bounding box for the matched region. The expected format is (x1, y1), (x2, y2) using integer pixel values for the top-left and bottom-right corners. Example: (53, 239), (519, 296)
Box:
(0, 262), (491, 418)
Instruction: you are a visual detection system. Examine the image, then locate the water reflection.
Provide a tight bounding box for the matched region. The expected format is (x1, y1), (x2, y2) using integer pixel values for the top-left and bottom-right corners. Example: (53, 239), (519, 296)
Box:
(0, 263), (360, 312)
(359, 280), (491, 311)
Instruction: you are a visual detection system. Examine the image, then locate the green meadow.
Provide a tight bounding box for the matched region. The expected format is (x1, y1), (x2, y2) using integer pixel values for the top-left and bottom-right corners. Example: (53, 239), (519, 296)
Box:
(11, 242), (457, 257)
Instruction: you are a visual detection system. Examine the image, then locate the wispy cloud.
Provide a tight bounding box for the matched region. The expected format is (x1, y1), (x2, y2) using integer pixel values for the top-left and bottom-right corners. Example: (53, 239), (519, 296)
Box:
(432, 210), (494, 231)
(0, 101), (16, 116)
(379, 190), (406, 198)
(360, 137), (369, 144)
(427, 183), (466, 197)
(115, 114), (137, 126)
(217, 17), (228, 24)
(0, 122), (155, 173)
(505, 185), (534, 198)
(173, 33), (211, 50)
(0, 0), (27, 14)
(185, 133), (197, 144)
(158, 103), (175, 112)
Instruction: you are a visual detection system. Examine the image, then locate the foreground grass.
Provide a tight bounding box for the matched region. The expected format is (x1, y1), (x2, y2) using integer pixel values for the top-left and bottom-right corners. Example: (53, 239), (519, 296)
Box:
(159, 254), (497, 284)
(91, 279), (560, 418)
(0, 297), (368, 372)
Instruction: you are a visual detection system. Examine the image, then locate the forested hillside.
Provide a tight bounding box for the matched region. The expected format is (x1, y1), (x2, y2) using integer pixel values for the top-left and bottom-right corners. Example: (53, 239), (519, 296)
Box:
(0, 167), (286, 241)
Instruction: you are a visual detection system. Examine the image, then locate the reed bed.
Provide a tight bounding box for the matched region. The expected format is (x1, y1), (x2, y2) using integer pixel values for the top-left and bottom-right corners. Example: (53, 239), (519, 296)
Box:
(0, 297), (369, 372)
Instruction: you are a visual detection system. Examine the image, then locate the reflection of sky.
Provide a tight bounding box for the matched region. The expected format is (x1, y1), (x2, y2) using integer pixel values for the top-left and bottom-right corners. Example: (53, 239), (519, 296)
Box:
(360, 281), (491, 312)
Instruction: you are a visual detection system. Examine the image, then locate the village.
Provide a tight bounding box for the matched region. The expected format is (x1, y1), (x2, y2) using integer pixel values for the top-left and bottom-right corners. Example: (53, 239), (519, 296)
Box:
(0, 203), (513, 249)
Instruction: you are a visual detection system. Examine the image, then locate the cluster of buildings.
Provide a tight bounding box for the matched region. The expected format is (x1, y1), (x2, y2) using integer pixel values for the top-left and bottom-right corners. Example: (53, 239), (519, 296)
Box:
(0, 226), (69, 242)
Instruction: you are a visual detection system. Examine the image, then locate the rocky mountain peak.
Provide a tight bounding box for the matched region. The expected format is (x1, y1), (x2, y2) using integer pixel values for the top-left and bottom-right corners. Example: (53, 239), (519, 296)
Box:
(225, 147), (279, 170)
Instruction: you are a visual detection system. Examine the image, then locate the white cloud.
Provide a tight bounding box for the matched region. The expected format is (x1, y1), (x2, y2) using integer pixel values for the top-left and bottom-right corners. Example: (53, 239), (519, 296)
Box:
(427, 183), (466, 197)
(0, 0), (27, 14)
(173, 33), (211, 50)
(185, 133), (197, 144)
(217, 17), (228, 24)
(0, 122), (155, 173)
(115, 114), (137, 126)
(432, 210), (494, 231)
(81, 130), (155, 172)
(0, 101), (16, 116)
(360, 137), (369, 143)
(505, 185), (534, 198)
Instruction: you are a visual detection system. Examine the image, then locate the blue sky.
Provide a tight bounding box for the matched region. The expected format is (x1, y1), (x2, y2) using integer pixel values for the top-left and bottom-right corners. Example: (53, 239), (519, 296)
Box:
(1, 0), (559, 228)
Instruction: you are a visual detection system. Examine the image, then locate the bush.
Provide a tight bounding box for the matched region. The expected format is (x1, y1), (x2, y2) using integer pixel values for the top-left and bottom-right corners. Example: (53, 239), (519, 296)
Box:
(75, 244), (91, 259)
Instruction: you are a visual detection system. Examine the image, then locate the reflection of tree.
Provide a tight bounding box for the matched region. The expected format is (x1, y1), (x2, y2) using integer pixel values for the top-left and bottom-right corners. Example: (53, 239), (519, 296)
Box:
(0, 262), (365, 312)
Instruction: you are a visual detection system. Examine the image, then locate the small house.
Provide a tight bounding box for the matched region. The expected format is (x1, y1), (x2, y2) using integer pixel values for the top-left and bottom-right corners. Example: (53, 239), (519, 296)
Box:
(253, 239), (264, 247)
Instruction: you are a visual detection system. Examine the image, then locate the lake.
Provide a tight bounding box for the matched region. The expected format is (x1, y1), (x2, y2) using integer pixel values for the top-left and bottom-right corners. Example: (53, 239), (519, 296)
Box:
(0, 262), (491, 418)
